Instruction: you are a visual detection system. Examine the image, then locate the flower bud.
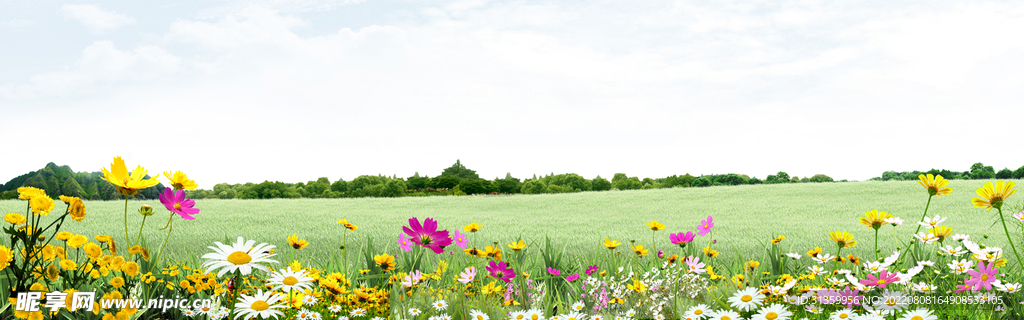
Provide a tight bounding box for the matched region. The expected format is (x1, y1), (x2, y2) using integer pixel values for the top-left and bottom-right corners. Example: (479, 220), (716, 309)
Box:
(138, 205), (154, 216)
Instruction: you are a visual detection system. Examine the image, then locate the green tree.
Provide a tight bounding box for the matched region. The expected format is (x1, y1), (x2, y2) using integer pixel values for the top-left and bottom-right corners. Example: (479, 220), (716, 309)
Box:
(441, 160), (479, 180)
(331, 178), (348, 193)
(407, 172), (431, 190)
(1014, 165), (1024, 179)
(996, 168), (1013, 179)
(431, 175), (460, 189)
(591, 176), (611, 191)
(381, 180), (407, 197)
(495, 173), (522, 194)
(521, 180), (547, 194)
(970, 162), (995, 179)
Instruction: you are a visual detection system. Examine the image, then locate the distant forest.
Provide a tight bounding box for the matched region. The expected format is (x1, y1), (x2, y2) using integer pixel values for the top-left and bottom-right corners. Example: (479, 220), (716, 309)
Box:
(1, 160), (1020, 200)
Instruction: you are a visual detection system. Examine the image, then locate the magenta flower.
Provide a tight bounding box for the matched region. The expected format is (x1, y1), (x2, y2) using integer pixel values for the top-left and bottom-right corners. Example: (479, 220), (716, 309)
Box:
(398, 233), (413, 252)
(860, 270), (899, 289)
(818, 286), (863, 308)
(697, 216), (714, 236)
(670, 231), (695, 246)
(453, 230), (469, 249)
(566, 273), (580, 282)
(955, 278), (971, 293)
(547, 267), (561, 276)
(487, 260), (515, 283)
(585, 265), (598, 276)
(402, 217), (453, 254)
(965, 260), (998, 291)
(158, 187), (199, 220)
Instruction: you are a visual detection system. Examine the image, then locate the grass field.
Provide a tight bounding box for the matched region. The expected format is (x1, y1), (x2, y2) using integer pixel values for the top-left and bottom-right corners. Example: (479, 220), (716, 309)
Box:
(4, 179), (1023, 266)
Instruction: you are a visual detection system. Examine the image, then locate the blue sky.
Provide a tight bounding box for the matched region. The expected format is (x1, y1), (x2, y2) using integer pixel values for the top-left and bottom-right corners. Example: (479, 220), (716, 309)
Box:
(2, 0), (1024, 188)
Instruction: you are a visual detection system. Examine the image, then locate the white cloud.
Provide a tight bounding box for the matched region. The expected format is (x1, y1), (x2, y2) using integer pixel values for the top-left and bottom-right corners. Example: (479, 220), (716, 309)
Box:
(59, 4), (136, 33)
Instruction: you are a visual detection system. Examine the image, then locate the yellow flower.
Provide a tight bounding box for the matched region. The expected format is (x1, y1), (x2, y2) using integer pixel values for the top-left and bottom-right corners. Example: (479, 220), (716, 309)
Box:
(704, 246), (719, 258)
(374, 253), (396, 271)
(0, 245), (12, 271)
(972, 181), (1016, 210)
(464, 222), (483, 233)
(61, 196), (87, 222)
(859, 209), (893, 230)
(163, 171), (198, 190)
(829, 231), (857, 248)
(337, 219), (358, 231)
(84, 243), (102, 259)
(631, 244), (648, 257)
(29, 196), (54, 216)
(930, 226), (953, 241)
(110, 276), (125, 288)
(100, 156), (160, 196)
(627, 278), (647, 293)
(772, 235), (785, 244)
(918, 174), (951, 197)
(17, 187), (46, 200)
(646, 220), (665, 231)
(55, 231), (72, 241)
(807, 246), (822, 257)
(602, 238), (621, 250)
(745, 260), (760, 271)
(288, 234), (309, 250)
(67, 235), (88, 249)
(46, 265), (60, 281)
(507, 240), (526, 251)
(483, 245), (502, 261)
(60, 259), (78, 271)
(4, 213), (26, 225)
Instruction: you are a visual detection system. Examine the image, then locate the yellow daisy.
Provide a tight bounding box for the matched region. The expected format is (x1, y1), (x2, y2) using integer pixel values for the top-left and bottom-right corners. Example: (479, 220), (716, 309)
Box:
(646, 220), (665, 231)
(464, 222), (484, 233)
(602, 238), (621, 250)
(287, 234), (309, 250)
(971, 181), (1016, 210)
(5, 213), (26, 225)
(917, 174), (951, 197)
(100, 156), (160, 196)
(859, 209), (893, 230)
(828, 231), (857, 248)
(163, 170), (198, 190)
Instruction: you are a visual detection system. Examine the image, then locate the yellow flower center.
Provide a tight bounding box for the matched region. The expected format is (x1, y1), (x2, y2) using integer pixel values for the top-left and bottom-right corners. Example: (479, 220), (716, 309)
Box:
(741, 295), (752, 302)
(839, 314), (848, 319)
(703, 224), (709, 229)
(532, 315), (538, 320)
(981, 274), (989, 281)
(766, 312), (777, 320)
(911, 317), (923, 320)
(174, 203), (181, 210)
(887, 298), (897, 306)
(227, 251), (252, 265)
(421, 236), (433, 245)
(477, 316), (485, 320)
(877, 279), (887, 285)
(695, 310), (703, 315)
(517, 315), (524, 319)
(283, 276), (298, 286)
(722, 317), (731, 320)
(251, 300), (269, 311)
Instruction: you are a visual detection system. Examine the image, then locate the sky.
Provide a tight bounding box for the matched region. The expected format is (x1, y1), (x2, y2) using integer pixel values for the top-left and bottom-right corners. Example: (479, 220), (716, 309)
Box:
(2, 0), (1024, 189)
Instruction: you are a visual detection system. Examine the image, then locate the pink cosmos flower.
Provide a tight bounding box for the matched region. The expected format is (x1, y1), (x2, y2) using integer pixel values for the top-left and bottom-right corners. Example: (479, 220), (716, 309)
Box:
(670, 231), (695, 246)
(685, 256), (706, 274)
(1013, 211), (1024, 222)
(159, 187), (199, 220)
(487, 260), (515, 283)
(818, 286), (863, 308)
(860, 270), (899, 289)
(547, 267), (561, 276)
(458, 267), (476, 284)
(566, 273), (580, 282)
(453, 230), (469, 249)
(697, 216), (714, 236)
(402, 217), (453, 254)
(398, 233), (413, 252)
(585, 265), (598, 276)
(965, 260), (998, 291)
(955, 278), (972, 293)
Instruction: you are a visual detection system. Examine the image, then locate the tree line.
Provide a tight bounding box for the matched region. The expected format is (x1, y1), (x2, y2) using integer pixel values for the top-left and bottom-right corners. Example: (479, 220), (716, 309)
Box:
(870, 162), (1024, 181)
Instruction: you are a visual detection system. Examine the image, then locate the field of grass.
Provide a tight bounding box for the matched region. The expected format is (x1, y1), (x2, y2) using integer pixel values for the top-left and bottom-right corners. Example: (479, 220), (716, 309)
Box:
(4, 179), (1023, 266)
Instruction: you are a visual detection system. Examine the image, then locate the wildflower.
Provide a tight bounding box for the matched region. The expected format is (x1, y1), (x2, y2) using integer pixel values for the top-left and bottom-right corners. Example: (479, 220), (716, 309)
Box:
(350, 308), (367, 317)
(409, 308), (422, 316)
(483, 245), (503, 260)
(302, 295), (318, 306)
(708, 310), (741, 320)
(374, 253), (396, 271)
(469, 310), (489, 320)
(697, 216), (714, 236)
(971, 181), (1015, 210)
(547, 267), (561, 276)
(829, 231), (857, 248)
(508, 240), (526, 251)
(646, 220), (665, 231)
(626, 278), (646, 293)
(728, 287), (764, 311)
(860, 270), (899, 288)
(585, 265), (598, 275)
(432, 299), (448, 311)
(771, 235), (785, 244)
(458, 267), (476, 284)
(917, 174), (951, 196)
(929, 226), (952, 242)
(897, 308), (937, 320)
(965, 260), (998, 291)
(830, 309), (855, 320)
(163, 171), (198, 190)
(398, 233), (413, 252)
(752, 304), (791, 320)
(566, 273), (580, 282)
(4, 213), (26, 225)
(287, 234), (308, 250)
(337, 219), (358, 231)
(884, 217), (904, 226)
(806, 246), (822, 258)
(525, 309), (543, 320)
(602, 238), (621, 250)
(785, 253), (801, 260)
(464, 222), (483, 233)
(859, 210), (893, 230)
(453, 230), (469, 249)
(159, 187), (199, 220)
(914, 232), (938, 244)
(17, 186), (46, 200)
(403, 270), (423, 287)
(744, 260), (760, 271)
(403, 217), (453, 254)
(918, 215), (946, 228)
(1014, 211), (1024, 222)
(939, 245), (965, 256)
(994, 282), (1021, 293)
(100, 156), (160, 196)
(0, 245), (13, 271)
(201, 237), (278, 277)
(670, 232), (694, 246)
(812, 253), (834, 264)
(67, 235), (88, 249)
(29, 196), (55, 216)
(487, 260), (515, 283)
(60, 196), (87, 221)
(233, 290), (286, 320)
(685, 304), (710, 318)
(631, 244), (648, 257)
(704, 246), (718, 258)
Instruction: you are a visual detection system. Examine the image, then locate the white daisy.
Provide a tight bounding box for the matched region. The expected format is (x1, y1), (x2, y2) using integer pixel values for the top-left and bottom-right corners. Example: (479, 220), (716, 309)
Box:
(859, 315), (885, 320)
(563, 313), (587, 320)
(469, 310), (490, 320)
(938, 245), (965, 256)
(550, 316), (563, 320)
(201, 237), (278, 277)
(708, 310), (741, 320)
(338, 316), (351, 320)
(829, 308), (854, 320)
(571, 301), (585, 312)
(863, 261), (885, 273)
(624, 309), (636, 318)
(351, 308), (367, 317)
(310, 312), (323, 320)
(827, 277), (848, 287)
(439, 314), (452, 320)
(951, 234), (969, 241)
(268, 268), (316, 293)
(526, 308), (544, 320)
(728, 287), (765, 311)
(914, 232), (938, 244)
(784, 295), (805, 305)
(875, 290), (907, 312)
(785, 253), (801, 260)
(370, 317), (383, 320)
(804, 305), (821, 314)
(686, 304), (710, 317)
(327, 305), (341, 313)
(233, 290), (286, 320)
(653, 315), (665, 320)
(918, 215), (946, 228)
(297, 309), (313, 320)
(884, 217), (903, 226)
(510, 311), (528, 320)
(896, 308), (937, 320)
(995, 282), (1022, 293)
(813, 254), (834, 264)
(433, 299), (448, 311)
(808, 265), (827, 275)
(409, 308), (422, 316)
(182, 309), (197, 317)
(303, 294), (319, 306)
(591, 315), (604, 320)
(751, 303), (791, 320)
(911, 282), (934, 294)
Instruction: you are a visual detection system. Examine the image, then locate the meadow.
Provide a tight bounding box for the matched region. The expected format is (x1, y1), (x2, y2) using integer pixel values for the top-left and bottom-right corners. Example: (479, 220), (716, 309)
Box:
(4, 179), (1020, 265)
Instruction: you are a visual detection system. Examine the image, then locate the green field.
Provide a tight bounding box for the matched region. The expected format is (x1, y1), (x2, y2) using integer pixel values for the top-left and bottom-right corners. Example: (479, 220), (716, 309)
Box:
(3, 180), (1022, 266)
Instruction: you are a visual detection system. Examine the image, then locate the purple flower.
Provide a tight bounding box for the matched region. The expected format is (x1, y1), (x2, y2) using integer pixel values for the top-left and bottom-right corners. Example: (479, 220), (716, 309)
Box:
(159, 187), (199, 220)
(966, 260), (998, 291)
(453, 230), (469, 249)
(487, 260), (515, 283)
(566, 273), (580, 282)
(547, 267), (561, 276)
(697, 216), (714, 236)
(402, 217), (453, 254)
(585, 265), (598, 276)
(398, 233), (413, 252)
(670, 231), (695, 246)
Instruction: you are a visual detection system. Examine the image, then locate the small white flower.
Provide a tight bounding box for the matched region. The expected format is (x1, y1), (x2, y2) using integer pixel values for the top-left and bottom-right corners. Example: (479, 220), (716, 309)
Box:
(813, 254), (834, 264)
(912, 282), (934, 293)
(918, 215), (946, 228)
(863, 261), (885, 273)
(469, 310), (490, 320)
(884, 217), (903, 226)
(303, 295), (319, 306)
(433, 299), (448, 311)
(914, 232), (938, 244)
(785, 253), (802, 260)
(808, 265), (827, 275)
(409, 308), (422, 316)
(571, 301), (585, 312)
(350, 308), (367, 317)
(938, 245), (965, 256)
(951, 234), (970, 241)
(897, 308), (937, 320)
(995, 282), (1022, 293)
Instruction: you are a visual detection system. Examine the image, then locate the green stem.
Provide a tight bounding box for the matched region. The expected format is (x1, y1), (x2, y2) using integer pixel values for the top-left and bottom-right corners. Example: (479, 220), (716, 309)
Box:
(828, 246), (843, 280)
(149, 214), (174, 274)
(123, 197), (130, 250)
(997, 207), (1024, 271)
(897, 195), (933, 265)
(874, 228), (880, 261)
(134, 214), (148, 247)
